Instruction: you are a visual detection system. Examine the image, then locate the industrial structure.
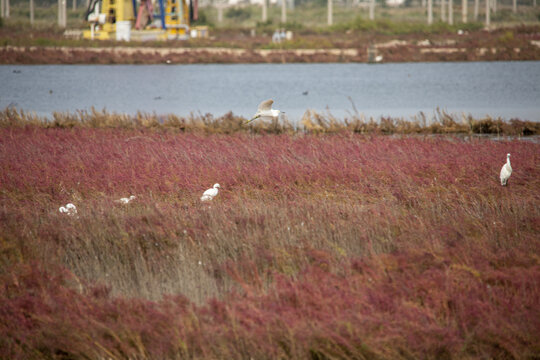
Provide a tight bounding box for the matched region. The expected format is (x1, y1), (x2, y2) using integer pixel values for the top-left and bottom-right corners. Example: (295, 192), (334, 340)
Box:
(83, 0), (207, 41)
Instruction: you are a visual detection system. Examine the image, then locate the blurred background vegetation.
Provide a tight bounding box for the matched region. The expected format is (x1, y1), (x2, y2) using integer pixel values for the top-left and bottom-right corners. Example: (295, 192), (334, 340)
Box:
(1, 0), (539, 34)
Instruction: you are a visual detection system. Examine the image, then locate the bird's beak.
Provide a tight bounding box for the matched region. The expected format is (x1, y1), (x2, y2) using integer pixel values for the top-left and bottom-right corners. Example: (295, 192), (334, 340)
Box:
(244, 116), (258, 125)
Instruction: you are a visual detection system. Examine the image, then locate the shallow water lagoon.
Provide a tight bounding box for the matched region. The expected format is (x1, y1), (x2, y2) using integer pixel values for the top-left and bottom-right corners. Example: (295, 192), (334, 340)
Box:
(1, 61), (539, 121)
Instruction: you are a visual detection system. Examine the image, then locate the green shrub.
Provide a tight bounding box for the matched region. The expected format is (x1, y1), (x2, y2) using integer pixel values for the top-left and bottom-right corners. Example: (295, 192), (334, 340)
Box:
(225, 6), (252, 21)
(192, 8), (212, 26)
(498, 30), (514, 44)
(331, 15), (482, 35)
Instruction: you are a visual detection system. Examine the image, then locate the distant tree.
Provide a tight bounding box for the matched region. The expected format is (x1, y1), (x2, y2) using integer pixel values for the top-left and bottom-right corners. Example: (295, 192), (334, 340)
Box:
(225, 6), (251, 20)
(192, 7), (210, 25)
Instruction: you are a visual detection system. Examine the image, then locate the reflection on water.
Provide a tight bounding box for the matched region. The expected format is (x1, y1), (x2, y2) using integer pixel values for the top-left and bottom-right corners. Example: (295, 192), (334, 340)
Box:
(1, 62), (539, 122)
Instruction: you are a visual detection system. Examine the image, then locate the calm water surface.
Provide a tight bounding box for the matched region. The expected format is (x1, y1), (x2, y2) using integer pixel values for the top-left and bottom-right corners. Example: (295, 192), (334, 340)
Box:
(1, 62), (539, 121)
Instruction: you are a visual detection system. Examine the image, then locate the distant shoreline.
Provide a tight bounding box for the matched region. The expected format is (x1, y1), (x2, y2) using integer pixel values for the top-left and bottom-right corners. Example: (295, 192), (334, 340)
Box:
(2, 23), (540, 64)
(2, 42), (540, 64)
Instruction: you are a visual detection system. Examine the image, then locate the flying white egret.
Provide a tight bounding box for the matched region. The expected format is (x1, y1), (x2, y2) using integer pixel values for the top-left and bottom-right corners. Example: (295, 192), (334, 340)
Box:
(59, 203), (77, 216)
(500, 153), (512, 186)
(245, 99), (283, 124)
(201, 183), (220, 201)
(116, 195), (136, 204)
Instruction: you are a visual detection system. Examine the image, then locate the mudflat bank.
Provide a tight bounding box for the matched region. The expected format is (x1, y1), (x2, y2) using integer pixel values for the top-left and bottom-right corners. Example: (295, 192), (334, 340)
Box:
(2, 41), (540, 64)
(2, 26), (540, 64)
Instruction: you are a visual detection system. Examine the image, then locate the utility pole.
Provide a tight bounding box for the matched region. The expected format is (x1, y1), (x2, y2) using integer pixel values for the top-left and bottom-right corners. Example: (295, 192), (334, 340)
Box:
(448, 0), (453, 24)
(428, 0), (433, 24)
(485, 0), (490, 26)
(462, 0), (467, 22)
(474, 0), (479, 20)
(262, 0), (267, 22)
(441, 0), (446, 22)
(73, 0), (76, 10)
(281, 0), (286, 23)
(58, 0), (66, 27)
(5, 0), (9, 18)
(512, 0), (516, 13)
(327, 0), (332, 25)
(217, 3), (223, 23)
(369, 0), (375, 20)
(30, 0), (34, 25)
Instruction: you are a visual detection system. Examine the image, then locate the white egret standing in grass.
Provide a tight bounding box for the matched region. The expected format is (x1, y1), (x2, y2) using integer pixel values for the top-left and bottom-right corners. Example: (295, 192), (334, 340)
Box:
(245, 99), (283, 124)
(116, 195), (136, 204)
(201, 183), (220, 201)
(500, 153), (512, 186)
(59, 203), (77, 216)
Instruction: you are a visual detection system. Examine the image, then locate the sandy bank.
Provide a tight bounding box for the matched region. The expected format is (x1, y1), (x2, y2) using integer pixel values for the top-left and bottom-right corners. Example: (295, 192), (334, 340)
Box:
(1, 41), (539, 64)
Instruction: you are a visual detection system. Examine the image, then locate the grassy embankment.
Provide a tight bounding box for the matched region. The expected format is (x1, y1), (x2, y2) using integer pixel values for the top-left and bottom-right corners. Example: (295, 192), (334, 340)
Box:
(2, 24), (539, 63)
(1, 109), (539, 359)
(1, 1), (540, 63)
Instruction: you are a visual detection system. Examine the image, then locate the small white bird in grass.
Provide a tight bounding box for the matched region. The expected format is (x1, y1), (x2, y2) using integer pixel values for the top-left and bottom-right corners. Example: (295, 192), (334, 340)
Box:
(245, 99), (283, 124)
(500, 153), (512, 186)
(201, 183), (220, 201)
(59, 203), (77, 216)
(115, 195), (136, 204)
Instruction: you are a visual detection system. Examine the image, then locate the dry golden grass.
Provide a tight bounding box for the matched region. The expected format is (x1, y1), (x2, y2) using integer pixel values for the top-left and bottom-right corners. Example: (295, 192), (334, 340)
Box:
(2, 106), (539, 136)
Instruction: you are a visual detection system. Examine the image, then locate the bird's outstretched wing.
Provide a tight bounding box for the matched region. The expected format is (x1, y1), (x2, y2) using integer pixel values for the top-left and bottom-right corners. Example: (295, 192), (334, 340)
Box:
(258, 99), (274, 111)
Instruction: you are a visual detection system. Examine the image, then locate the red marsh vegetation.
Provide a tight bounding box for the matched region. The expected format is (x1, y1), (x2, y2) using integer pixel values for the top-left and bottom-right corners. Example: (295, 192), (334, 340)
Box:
(0, 121), (539, 359)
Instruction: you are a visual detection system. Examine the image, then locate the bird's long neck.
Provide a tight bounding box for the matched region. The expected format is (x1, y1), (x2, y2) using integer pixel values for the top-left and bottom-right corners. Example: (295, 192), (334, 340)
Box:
(507, 156), (511, 166)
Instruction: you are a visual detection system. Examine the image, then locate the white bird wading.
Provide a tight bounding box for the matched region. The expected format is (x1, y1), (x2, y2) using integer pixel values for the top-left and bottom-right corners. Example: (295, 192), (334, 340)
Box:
(500, 153), (512, 186)
(59, 203), (77, 216)
(201, 183), (220, 201)
(116, 195), (136, 204)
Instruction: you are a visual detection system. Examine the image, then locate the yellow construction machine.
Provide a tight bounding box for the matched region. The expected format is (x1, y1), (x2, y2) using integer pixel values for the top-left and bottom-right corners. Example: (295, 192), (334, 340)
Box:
(83, 0), (207, 41)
